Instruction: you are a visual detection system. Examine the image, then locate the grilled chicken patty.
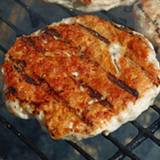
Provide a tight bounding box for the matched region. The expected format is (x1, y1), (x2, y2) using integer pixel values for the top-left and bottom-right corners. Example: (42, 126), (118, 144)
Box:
(43, 0), (137, 12)
(1, 15), (160, 141)
(133, 0), (160, 54)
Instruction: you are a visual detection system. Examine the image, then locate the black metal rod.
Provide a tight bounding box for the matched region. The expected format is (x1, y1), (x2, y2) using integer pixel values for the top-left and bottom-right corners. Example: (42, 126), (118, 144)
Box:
(0, 114), (50, 160)
(108, 133), (145, 160)
(13, 0), (49, 26)
(57, 5), (77, 17)
(0, 15), (26, 36)
(101, 11), (134, 30)
(67, 141), (96, 160)
(131, 120), (160, 146)
(108, 116), (160, 160)
(0, 44), (8, 53)
(149, 116), (160, 133)
(151, 105), (160, 114)
(103, 134), (140, 160)
(127, 133), (147, 151)
(101, 11), (127, 26)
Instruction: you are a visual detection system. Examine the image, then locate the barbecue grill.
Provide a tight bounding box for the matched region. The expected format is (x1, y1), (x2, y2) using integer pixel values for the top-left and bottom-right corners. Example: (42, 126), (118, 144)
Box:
(0, 0), (160, 160)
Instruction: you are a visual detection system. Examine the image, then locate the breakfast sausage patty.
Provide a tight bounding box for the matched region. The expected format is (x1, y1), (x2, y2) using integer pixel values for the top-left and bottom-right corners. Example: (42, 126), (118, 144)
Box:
(1, 15), (160, 141)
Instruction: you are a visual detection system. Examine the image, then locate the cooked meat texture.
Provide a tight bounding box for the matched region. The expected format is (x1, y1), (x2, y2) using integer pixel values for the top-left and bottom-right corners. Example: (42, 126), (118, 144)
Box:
(133, 0), (160, 54)
(1, 15), (160, 141)
(43, 0), (137, 12)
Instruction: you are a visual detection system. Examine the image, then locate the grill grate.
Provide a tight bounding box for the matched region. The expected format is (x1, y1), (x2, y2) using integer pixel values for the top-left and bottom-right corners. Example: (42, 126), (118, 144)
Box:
(0, 0), (160, 160)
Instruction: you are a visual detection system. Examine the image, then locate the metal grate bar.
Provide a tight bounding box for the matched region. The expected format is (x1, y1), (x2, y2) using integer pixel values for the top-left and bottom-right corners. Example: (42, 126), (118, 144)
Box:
(57, 5), (77, 17)
(107, 114), (160, 160)
(0, 113), (50, 160)
(151, 104), (160, 114)
(67, 141), (96, 160)
(127, 133), (146, 152)
(101, 11), (127, 26)
(148, 116), (160, 133)
(101, 11), (134, 30)
(103, 134), (140, 160)
(108, 133), (145, 160)
(0, 44), (8, 53)
(13, 0), (49, 27)
(131, 120), (160, 146)
(127, 116), (160, 151)
(0, 15), (25, 36)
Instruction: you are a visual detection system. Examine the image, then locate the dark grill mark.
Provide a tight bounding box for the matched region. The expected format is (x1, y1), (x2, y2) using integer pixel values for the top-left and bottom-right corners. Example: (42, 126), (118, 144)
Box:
(32, 102), (41, 108)
(80, 54), (84, 59)
(34, 74), (45, 82)
(89, 87), (102, 99)
(110, 21), (147, 43)
(78, 24), (110, 46)
(137, 3), (142, 9)
(156, 28), (160, 35)
(14, 65), (22, 73)
(54, 32), (61, 38)
(99, 99), (112, 107)
(23, 74), (40, 86)
(110, 22), (134, 36)
(42, 27), (58, 36)
(107, 72), (139, 99)
(14, 63), (40, 86)
(21, 36), (40, 52)
(16, 60), (27, 67)
(31, 74), (66, 103)
(9, 87), (17, 95)
(41, 27), (71, 45)
(71, 77), (113, 108)
(87, 85), (113, 108)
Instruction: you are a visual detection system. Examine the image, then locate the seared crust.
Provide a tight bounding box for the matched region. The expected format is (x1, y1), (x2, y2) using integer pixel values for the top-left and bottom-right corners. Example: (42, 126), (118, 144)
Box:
(1, 15), (160, 141)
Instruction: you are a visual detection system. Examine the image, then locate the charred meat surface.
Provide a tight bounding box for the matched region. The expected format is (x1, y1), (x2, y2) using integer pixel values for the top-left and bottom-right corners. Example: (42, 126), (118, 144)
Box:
(1, 15), (160, 141)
